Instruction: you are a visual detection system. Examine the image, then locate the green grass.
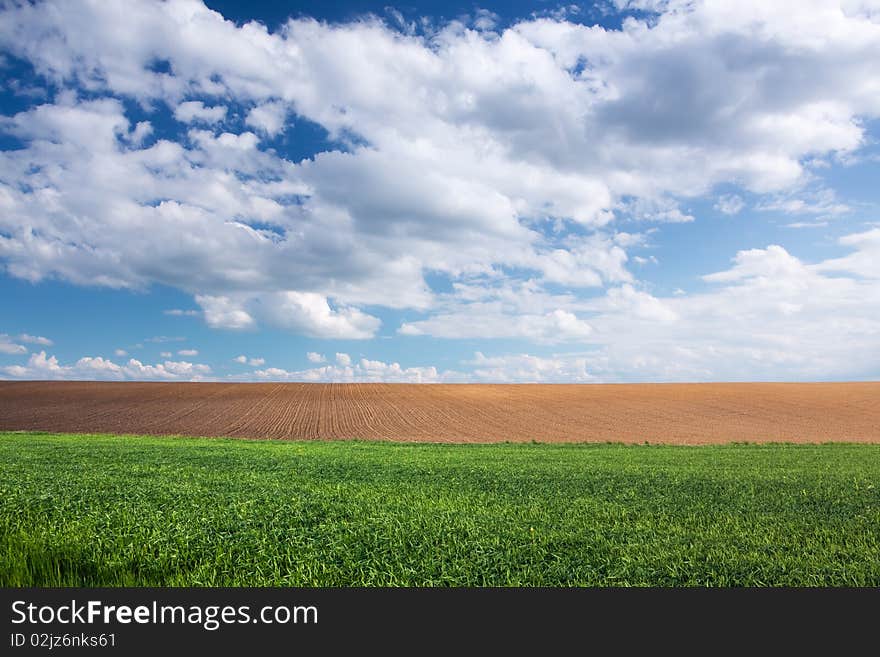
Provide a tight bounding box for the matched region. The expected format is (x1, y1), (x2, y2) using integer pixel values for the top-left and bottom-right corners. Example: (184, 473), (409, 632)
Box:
(1, 431), (879, 586)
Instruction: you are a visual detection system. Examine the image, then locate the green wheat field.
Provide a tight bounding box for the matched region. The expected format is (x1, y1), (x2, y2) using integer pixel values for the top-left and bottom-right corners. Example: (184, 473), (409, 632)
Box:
(1, 432), (878, 586)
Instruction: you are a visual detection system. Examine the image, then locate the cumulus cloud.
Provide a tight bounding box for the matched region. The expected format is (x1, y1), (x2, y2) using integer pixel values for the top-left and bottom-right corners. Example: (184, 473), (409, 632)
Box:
(1, 351), (212, 381)
(620, 197), (694, 223)
(306, 351), (326, 363)
(466, 352), (594, 382)
(398, 276), (601, 343)
(260, 292), (381, 339)
(233, 354), (264, 366)
(239, 357), (460, 383)
(197, 296), (256, 330)
(404, 228), (880, 381)
(401, 308), (592, 342)
(196, 292), (380, 338)
(0, 0), (879, 379)
(177, 349), (198, 356)
(715, 194), (745, 215)
(1, 2), (877, 335)
(814, 227), (880, 279)
(18, 333), (53, 345)
(173, 100), (227, 124)
(0, 334), (27, 354)
(114, 349), (127, 357)
(473, 9), (500, 31)
(578, 233), (880, 381)
(245, 100), (288, 136)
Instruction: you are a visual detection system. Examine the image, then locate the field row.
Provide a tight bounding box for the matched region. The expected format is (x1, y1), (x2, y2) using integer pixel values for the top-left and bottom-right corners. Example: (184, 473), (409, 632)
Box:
(1, 381), (879, 443)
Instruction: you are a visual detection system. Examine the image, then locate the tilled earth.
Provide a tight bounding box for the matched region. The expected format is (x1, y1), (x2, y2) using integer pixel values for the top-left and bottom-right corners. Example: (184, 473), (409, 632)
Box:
(0, 381), (878, 444)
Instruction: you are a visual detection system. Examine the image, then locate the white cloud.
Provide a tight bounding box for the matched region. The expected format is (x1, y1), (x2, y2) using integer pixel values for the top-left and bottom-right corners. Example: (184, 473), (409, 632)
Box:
(335, 352), (352, 366)
(473, 9), (500, 31)
(715, 194), (745, 215)
(17, 333), (53, 345)
(177, 349), (198, 356)
(785, 221), (829, 228)
(144, 336), (186, 343)
(128, 120), (152, 146)
(160, 351), (172, 358)
(756, 187), (850, 216)
(401, 308), (592, 343)
(404, 228), (880, 381)
(164, 309), (200, 316)
(2, 4), (878, 323)
(245, 100), (288, 136)
(0, 334), (27, 354)
(239, 357), (460, 383)
(0, 0), (879, 369)
(173, 100), (227, 124)
(197, 296), (256, 330)
(398, 276), (601, 343)
(114, 348), (127, 356)
(306, 351), (326, 363)
(1, 351), (212, 381)
(466, 351), (594, 382)
(600, 284), (678, 322)
(233, 354), (264, 366)
(260, 291), (381, 339)
(571, 233), (880, 381)
(196, 291), (380, 338)
(620, 197), (694, 223)
(814, 227), (880, 279)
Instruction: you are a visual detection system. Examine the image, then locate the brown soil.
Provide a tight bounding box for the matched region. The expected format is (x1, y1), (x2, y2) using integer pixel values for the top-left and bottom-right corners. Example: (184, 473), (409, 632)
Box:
(0, 381), (878, 444)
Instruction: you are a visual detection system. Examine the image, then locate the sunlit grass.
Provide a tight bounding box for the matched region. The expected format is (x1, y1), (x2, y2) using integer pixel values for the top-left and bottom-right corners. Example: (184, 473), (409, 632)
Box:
(1, 432), (878, 586)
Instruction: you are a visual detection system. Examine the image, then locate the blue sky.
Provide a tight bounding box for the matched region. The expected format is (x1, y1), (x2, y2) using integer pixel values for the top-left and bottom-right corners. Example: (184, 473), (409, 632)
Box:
(1, 0), (879, 382)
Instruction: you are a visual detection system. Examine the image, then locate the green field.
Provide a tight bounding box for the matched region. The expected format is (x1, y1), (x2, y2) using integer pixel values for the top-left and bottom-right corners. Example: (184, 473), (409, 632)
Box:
(1, 432), (878, 586)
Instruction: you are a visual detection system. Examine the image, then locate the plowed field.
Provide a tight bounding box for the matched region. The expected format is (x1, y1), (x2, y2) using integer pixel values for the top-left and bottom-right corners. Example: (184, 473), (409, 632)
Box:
(1, 381), (878, 443)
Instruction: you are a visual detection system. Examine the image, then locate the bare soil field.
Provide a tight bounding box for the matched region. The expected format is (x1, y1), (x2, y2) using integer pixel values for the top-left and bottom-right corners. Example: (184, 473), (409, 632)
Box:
(0, 381), (878, 444)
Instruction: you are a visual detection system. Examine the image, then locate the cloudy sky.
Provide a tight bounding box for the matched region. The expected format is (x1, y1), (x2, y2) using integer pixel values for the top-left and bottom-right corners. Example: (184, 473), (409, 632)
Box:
(1, 0), (879, 383)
